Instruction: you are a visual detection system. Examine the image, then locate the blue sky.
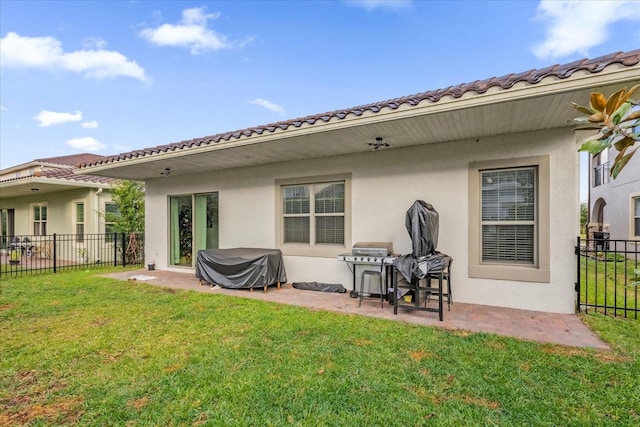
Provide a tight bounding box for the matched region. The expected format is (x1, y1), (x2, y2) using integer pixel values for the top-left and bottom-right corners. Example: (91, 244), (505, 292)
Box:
(2, 0), (640, 199)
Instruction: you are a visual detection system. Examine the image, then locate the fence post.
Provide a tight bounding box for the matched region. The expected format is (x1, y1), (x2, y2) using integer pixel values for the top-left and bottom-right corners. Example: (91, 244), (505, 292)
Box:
(575, 236), (581, 313)
(121, 233), (126, 267)
(113, 233), (117, 267)
(53, 233), (57, 273)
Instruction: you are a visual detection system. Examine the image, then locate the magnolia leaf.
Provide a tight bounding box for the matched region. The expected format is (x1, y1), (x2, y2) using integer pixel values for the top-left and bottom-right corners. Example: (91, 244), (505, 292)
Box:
(590, 92), (607, 112)
(611, 102), (632, 125)
(573, 124), (606, 131)
(619, 118), (640, 130)
(613, 136), (635, 152)
(578, 139), (608, 154)
(571, 116), (591, 124)
(616, 83), (640, 107)
(588, 111), (605, 123)
(611, 149), (637, 179)
(572, 88), (640, 179)
(570, 102), (594, 115)
(605, 88), (624, 115)
(625, 110), (640, 121)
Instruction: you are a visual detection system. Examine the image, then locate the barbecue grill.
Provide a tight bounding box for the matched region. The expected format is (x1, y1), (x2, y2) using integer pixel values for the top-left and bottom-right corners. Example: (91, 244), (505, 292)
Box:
(338, 242), (395, 295)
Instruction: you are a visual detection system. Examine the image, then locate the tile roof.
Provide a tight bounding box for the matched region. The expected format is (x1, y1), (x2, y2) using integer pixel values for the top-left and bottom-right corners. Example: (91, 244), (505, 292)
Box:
(35, 167), (115, 184)
(1, 156), (116, 185)
(80, 49), (640, 169)
(34, 153), (106, 168)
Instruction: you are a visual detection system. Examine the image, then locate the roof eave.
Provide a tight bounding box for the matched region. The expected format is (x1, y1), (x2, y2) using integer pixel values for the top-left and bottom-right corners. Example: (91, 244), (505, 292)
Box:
(0, 176), (113, 191)
(78, 62), (640, 177)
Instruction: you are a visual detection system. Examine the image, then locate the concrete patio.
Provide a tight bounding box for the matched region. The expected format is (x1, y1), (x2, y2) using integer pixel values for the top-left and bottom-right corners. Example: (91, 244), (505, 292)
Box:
(103, 269), (609, 350)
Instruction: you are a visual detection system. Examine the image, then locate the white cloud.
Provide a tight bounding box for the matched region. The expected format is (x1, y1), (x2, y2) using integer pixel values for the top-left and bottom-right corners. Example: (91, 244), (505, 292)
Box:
(82, 120), (99, 129)
(0, 105), (6, 111)
(345, 0), (412, 11)
(34, 110), (82, 127)
(0, 32), (148, 81)
(139, 7), (253, 54)
(82, 36), (107, 49)
(66, 136), (106, 152)
(532, 0), (640, 60)
(248, 98), (286, 115)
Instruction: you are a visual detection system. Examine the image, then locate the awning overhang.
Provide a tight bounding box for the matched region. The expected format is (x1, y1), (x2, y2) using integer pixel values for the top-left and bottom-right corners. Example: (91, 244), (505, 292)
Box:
(0, 177), (112, 199)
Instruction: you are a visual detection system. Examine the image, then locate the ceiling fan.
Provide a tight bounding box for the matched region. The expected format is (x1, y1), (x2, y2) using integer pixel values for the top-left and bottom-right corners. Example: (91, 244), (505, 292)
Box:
(368, 137), (390, 150)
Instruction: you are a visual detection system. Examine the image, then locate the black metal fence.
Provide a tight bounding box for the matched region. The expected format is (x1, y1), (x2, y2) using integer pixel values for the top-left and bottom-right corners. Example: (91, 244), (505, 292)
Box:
(0, 232), (144, 277)
(576, 236), (639, 318)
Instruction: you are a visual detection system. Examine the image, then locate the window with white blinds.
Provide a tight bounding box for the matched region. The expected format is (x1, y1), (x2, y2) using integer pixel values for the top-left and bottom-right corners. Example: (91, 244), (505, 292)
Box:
(282, 181), (345, 245)
(481, 167), (536, 264)
(634, 196), (640, 238)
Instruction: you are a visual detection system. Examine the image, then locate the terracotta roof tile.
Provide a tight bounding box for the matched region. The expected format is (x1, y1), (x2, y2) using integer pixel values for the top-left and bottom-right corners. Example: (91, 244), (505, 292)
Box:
(79, 49), (640, 169)
(38, 167), (115, 184)
(34, 153), (106, 168)
(1, 162), (116, 185)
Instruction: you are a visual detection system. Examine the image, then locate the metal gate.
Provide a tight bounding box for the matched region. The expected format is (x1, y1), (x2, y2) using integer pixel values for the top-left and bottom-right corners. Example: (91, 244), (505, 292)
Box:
(575, 237), (639, 318)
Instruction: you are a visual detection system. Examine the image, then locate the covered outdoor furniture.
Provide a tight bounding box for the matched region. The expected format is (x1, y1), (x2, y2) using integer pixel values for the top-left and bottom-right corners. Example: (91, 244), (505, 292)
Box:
(195, 248), (287, 292)
(392, 200), (452, 321)
(10, 237), (35, 256)
(392, 255), (452, 321)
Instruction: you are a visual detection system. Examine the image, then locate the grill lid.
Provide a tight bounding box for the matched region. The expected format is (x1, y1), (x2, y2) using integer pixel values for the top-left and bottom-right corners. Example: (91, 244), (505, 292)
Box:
(352, 242), (393, 257)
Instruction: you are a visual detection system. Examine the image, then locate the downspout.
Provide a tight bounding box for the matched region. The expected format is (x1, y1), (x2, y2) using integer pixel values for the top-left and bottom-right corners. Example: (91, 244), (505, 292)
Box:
(586, 154), (591, 237)
(95, 188), (103, 234)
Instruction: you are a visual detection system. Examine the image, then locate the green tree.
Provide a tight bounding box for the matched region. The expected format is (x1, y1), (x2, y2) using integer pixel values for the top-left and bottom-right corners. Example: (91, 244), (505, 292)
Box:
(572, 85), (640, 179)
(580, 202), (588, 230)
(105, 180), (145, 232)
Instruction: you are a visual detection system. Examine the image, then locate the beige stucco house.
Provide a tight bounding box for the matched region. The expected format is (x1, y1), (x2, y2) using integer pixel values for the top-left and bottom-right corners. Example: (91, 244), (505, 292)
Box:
(588, 145), (640, 243)
(0, 154), (117, 250)
(78, 50), (640, 314)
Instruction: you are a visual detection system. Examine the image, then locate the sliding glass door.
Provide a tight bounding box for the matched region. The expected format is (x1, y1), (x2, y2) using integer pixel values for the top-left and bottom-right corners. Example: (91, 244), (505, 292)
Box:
(170, 193), (218, 267)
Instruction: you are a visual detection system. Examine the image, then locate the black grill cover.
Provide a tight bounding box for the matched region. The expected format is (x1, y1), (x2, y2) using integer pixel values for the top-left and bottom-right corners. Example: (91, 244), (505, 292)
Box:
(292, 282), (346, 293)
(405, 200), (439, 257)
(195, 248), (287, 289)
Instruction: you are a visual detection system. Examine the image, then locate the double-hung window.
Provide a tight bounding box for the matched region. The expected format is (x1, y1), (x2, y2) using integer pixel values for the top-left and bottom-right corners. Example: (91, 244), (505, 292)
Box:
(282, 181), (345, 245)
(469, 156), (550, 283)
(75, 202), (85, 242)
(278, 175), (350, 256)
(104, 202), (119, 242)
(633, 195), (640, 239)
(33, 204), (47, 236)
(481, 167), (536, 264)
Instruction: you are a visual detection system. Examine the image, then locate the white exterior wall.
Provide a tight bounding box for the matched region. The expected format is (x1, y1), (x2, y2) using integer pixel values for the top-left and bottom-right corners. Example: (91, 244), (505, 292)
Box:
(145, 128), (579, 313)
(590, 151), (640, 240)
(0, 188), (112, 236)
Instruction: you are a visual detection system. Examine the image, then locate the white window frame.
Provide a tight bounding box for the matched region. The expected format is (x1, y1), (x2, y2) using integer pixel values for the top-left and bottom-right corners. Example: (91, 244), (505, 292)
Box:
(469, 156), (550, 283)
(276, 174), (351, 257)
(74, 201), (85, 242)
(31, 203), (48, 236)
(104, 202), (118, 242)
(631, 193), (640, 240)
(480, 166), (537, 266)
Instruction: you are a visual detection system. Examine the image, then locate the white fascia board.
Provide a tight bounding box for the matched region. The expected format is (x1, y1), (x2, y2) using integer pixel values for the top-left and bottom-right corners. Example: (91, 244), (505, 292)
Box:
(0, 176), (113, 190)
(79, 65), (640, 176)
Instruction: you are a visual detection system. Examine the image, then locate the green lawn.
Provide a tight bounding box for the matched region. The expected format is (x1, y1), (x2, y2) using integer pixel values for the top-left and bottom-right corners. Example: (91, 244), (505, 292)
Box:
(1, 269), (639, 426)
(580, 253), (639, 318)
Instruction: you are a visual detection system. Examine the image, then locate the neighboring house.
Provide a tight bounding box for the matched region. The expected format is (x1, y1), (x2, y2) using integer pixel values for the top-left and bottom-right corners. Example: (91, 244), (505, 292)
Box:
(588, 145), (640, 244)
(78, 50), (640, 314)
(0, 154), (117, 250)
